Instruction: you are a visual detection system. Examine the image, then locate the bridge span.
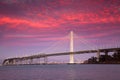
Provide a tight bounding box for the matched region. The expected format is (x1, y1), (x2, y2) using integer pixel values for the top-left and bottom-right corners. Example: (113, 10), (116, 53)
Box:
(2, 47), (120, 65)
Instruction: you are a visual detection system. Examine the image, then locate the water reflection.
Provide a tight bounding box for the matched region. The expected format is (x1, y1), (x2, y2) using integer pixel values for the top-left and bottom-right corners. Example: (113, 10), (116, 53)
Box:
(67, 65), (77, 80)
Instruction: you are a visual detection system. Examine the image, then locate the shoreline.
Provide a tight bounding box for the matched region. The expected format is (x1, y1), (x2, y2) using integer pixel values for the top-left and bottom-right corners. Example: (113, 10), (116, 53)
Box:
(2, 63), (120, 66)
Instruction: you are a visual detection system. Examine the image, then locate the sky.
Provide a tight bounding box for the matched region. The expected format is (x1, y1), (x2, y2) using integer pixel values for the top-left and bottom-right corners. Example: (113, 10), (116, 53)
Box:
(0, 0), (120, 61)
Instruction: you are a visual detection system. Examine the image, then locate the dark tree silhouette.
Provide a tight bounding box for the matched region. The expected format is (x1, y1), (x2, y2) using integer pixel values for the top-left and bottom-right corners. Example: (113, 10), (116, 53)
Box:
(84, 51), (120, 64)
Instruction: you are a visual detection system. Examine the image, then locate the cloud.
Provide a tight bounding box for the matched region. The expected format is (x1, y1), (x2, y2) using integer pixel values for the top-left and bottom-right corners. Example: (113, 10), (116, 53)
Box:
(59, 11), (120, 25)
(0, 0), (120, 52)
(0, 16), (57, 28)
(0, 0), (120, 31)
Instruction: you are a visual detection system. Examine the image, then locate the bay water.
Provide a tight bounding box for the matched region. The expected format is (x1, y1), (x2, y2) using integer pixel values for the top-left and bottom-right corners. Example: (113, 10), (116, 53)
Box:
(0, 64), (120, 80)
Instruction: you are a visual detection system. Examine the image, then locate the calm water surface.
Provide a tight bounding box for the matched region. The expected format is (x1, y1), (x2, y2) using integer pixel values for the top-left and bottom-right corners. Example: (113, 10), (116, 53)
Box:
(0, 64), (120, 80)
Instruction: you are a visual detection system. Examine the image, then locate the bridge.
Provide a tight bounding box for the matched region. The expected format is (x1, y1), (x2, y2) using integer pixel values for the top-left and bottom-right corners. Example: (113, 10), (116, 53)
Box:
(2, 31), (120, 65)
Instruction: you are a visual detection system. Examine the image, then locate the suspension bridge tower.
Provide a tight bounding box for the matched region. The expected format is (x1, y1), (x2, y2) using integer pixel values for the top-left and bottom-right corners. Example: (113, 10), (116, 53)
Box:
(69, 31), (74, 64)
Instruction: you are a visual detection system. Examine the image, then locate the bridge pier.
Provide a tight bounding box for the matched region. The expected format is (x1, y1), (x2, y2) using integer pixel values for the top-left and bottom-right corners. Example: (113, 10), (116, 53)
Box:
(97, 50), (100, 62)
(22, 59), (25, 64)
(104, 51), (109, 62)
(29, 59), (33, 64)
(13, 59), (16, 65)
(8, 60), (13, 65)
(38, 58), (40, 64)
(105, 51), (108, 56)
(19, 60), (22, 65)
(25, 59), (28, 64)
(44, 57), (48, 64)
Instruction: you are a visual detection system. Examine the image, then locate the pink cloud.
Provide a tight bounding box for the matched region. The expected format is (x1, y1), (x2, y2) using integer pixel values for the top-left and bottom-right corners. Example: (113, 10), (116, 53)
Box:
(0, 17), (57, 28)
(59, 12), (120, 25)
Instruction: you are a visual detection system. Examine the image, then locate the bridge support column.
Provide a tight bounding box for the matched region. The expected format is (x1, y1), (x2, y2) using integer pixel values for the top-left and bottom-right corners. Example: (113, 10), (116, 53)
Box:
(105, 51), (108, 62)
(6, 60), (10, 65)
(19, 60), (22, 65)
(70, 52), (74, 63)
(9, 60), (14, 65)
(69, 31), (74, 64)
(39, 58), (41, 64)
(25, 59), (28, 64)
(44, 57), (47, 64)
(29, 59), (33, 64)
(22, 60), (25, 64)
(97, 50), (100, 62)
(13, 59), (16, 65)
(105, 51), (108, 56)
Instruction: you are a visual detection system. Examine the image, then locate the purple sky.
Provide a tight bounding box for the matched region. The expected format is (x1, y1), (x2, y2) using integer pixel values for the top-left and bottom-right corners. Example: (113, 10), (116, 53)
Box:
(0, 0), (120, 61)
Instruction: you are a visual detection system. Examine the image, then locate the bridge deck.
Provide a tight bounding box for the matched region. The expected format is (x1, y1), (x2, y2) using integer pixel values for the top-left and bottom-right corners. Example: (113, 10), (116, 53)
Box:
(4, 48), (120, 61)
